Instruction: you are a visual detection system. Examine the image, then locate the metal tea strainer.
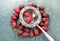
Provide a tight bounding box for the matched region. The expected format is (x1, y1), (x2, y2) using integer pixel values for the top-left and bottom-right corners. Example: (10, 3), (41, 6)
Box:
(19, 6), (54, 41)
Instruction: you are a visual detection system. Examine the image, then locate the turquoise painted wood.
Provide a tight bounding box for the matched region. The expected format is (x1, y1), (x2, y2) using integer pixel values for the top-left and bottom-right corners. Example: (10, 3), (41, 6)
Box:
(0, 0), (60, 41)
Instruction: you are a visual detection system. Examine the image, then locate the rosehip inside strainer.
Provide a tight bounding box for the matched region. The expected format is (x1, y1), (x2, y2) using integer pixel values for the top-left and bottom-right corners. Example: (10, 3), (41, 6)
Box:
(19, 6), (54, 41)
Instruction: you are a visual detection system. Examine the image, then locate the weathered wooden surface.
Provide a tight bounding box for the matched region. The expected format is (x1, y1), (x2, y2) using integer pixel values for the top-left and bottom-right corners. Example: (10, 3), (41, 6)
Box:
(0, 0), (60, 41)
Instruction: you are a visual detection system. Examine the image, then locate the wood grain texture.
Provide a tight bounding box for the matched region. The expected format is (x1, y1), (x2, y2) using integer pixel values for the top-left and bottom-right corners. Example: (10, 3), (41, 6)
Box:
(0, 0), (60, 41)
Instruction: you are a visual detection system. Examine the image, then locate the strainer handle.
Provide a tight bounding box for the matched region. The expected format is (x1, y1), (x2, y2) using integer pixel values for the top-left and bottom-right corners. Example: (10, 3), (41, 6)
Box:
(37, 25), (55, 41)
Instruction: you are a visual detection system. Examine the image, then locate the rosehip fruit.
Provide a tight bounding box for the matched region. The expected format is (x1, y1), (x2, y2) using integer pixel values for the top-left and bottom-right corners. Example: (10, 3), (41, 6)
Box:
(32, 4), (37, 8)
(14, 13), (19, 17)
(24, 27), (30, 33)
(17, 30), (23, 36)
(24, 12), (31, 17)
(25, 16), (33, 23)
(28, 4), (33, 6)
(34, 28), (39, 36)
(42, 13), (49, 18)
(10, 19), (16, 23)
(19, 4), (24, 10)
(30, 32), (34, 37)
(40, 10), (44, 14)
(12, 22), (17, 28)
(40, 22), (44, 26)
(14, 8), (20, 13)
(22, 32), (29, 37)
(45, 20), (49, 26)
(42, 26), (48, 32)
(39, 6), (45, 10)
(18, 25), (24, 30)
(42, 18), (48, 22)
(11, 15), (17, 19)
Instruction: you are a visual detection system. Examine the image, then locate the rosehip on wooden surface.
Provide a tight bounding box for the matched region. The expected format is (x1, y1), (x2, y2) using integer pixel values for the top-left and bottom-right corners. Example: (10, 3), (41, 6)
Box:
(40, 10), (44, 14)
(14, 8), (20, 13)
(45, 20), (49, 26)
(30, 32), (34, 37)
(11, 22), (17, 28)
(22, 32), (29, 37)
(39, 6), (45, 10)
(42, 13), (49, 18)
(24, 12), (31, 17)
(32, 4), (37, 8)
(40, 22), (44, 26)
(42, 26), (48, 32)
(18, 25), (24, 30)
(42, 18), (48, 22)
(11, 15), (17, 19)
(14, 13), (19, 17)
(28, 4), (33, 6)
(24, 27), (30, 33)
(17, 30), (23, 36)
(19, 4), (24, 10)
(34, 28), (40, 36)
(10, 19), (16, 23)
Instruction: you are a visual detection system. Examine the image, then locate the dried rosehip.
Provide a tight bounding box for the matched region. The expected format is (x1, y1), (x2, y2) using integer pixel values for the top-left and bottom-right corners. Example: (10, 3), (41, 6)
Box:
(42, 18), (48, 22)
(30, 32), (34, 37)
(19, 4), (24, 10)
(18, 25), (24, 30)
(24, 12), (31, 17)
(11, 15), (17, 19)
(42, 26), (48, 32)
(40, 10), (44, 14)
(14, 13), (19, 17)
(12, 22), (17, 28)
(22, 32), (29, 37)
(14, 8), (20, 13)
(17, 30), (23, 36)
(45, 20), (49, 26)
(39, 6), (45, 10)
(42, 13), (49, 18)
(28, 4), (33, 6)
(40, 22), (44, 26)
(25, 16), (33, 23)
(10, 19), (16, 23)
(32, 4), (37, 8)
(24, 27), (30, 33)
(34, 28), (39, 36)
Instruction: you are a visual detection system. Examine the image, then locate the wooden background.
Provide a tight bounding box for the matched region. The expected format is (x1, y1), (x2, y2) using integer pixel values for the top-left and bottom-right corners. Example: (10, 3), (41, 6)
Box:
(0, 0), (60, 41)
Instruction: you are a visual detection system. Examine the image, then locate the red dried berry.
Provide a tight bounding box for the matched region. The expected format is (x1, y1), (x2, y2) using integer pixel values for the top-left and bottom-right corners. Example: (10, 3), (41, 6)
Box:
(42, 26), (48, 32)
(16, 23), (21, 28)
(45, 20), (49, 26)
(24, 27), (30, 33)
(10, 19), (16, 23)
(22, 32), (29, 37)
(39, 6), (45, 10)
(40, 10), (44, 14)
(11, 15), (17, 19)
(42, 18), (48, 22)
(14, 13), (19, 17)
(34, 28), (39, 36)
(25, 16), (33, 23)
(17, 30), (23, 36)
(30, 32), (34, 37)
(19, 4), (24, 10)
(18, 25), (24, 30)
(12, 22), (17, 28)
(14, 8), (20, 13)
(40, 22), (44, 26)
(28, 4), (33, 6)
(32, 4), (37, 8)
(24, 12), (31, 17)
(42, 13), (49, 18)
